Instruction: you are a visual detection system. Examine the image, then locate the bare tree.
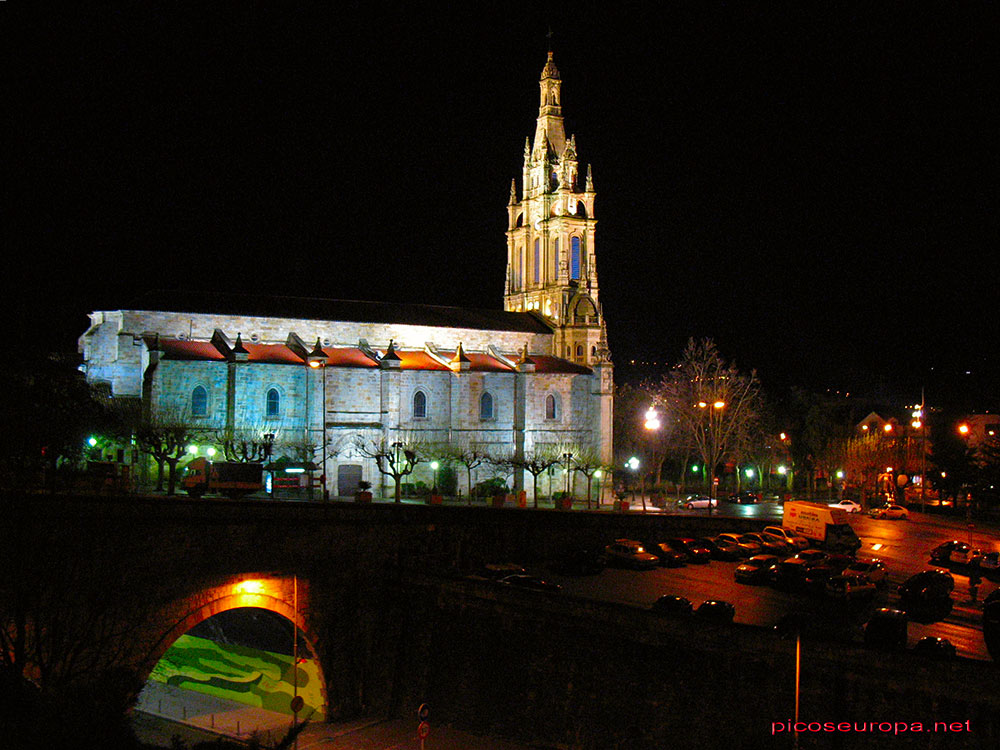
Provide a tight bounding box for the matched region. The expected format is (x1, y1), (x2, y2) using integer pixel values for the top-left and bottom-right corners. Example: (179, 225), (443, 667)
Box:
(518, 444), (562, 508)
(571, 445), (604, 509)
(354, 434), (425, 503)
(215, 423), (276, 463)
(653, 339), (762, 505)
(442, 436), (490, 505)
(135, 412), (205, 495)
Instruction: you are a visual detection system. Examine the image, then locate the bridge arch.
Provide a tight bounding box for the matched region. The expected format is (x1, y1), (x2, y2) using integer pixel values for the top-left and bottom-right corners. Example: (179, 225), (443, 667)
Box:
(139, 574), (328, 721)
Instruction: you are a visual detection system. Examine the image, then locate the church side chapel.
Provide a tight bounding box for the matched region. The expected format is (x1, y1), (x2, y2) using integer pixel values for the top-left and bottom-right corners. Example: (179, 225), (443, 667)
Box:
(79, 51), (613, 500)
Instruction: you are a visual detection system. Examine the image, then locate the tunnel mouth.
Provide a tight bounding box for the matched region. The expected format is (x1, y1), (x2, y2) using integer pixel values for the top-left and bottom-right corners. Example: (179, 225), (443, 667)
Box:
(136, 606), (325, 738)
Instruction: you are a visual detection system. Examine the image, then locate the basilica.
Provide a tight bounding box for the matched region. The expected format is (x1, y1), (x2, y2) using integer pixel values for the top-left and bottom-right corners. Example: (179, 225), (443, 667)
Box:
(79, 52), (613, 498)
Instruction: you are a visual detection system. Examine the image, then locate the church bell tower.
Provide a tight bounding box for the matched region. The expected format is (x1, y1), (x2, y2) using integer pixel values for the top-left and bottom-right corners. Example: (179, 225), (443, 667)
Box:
(505, 50), (611, 369)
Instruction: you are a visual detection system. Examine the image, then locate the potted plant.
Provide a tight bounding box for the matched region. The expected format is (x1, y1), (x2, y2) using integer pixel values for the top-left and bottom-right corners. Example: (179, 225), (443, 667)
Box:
(355, 480), (373, 503)
(554, 491), (574, 511)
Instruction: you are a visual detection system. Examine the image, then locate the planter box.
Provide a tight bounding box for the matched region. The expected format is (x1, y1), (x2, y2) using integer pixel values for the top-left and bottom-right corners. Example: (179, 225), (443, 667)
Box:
(557, 497), (574, 511)
(427, 494), (443, 505)
(492, 495), (506, 508)
(354, 491), (373, 503)
(614, 499), (630, 513)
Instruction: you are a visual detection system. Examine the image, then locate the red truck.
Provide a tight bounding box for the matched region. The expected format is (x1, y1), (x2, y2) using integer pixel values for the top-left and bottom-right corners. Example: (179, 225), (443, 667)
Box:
(181, 457), (263, 499)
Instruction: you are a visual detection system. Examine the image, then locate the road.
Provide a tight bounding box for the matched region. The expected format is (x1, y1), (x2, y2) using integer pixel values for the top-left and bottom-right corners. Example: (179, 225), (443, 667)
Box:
(541, 502), (997, 660)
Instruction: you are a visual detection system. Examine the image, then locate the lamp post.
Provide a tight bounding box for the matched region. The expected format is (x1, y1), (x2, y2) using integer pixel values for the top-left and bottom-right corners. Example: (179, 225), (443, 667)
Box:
(562, 452), (574, 498)
(430, 460), (439, 493)
(307, 340), (329, 501)
(627, 456), (640, 507)
(644, 406), (661, 506)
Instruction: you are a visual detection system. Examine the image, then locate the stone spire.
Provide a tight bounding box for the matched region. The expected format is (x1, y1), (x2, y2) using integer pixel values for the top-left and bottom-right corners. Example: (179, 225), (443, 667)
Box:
(533, 51), (566, 156)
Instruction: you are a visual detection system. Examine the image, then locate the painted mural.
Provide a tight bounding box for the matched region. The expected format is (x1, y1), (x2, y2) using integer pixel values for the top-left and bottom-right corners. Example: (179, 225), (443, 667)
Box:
(150, 633), (325, 720)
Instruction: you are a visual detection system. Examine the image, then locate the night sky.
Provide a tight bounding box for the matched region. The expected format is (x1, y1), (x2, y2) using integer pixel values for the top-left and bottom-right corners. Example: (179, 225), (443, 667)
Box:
(9, 3), (998, 408)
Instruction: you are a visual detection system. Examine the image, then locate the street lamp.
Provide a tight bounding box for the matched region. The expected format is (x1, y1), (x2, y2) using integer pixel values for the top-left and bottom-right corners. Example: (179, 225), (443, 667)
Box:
(563, 452), (574, 496)
(307, 339), (329, 501)
(626, 456), (640, 507)
(430, 460), (439, 493)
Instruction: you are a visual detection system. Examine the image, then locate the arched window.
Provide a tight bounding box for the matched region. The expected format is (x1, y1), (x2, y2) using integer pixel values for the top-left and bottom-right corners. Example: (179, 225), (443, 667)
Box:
(545, 393), (559, 421)
(553, 238), (559, 279)
(413, 390), (427, 419)
(533, 239), (540, 284)
(514, 247), (522, 288)
(480, 391), (494, 421)
(191, 386), (208, 417)
(265, 388), (280, 417)
(571, 237), (581, 280)
(576, 344), (584, 360)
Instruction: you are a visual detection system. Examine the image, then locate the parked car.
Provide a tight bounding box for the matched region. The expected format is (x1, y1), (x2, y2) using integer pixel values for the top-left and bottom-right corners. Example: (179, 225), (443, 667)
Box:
(825, 573), (877, 601)
(728, 490), (759, 504)
(762, 525), (810, 551)
(748, 531), (794, 555)
(769, 559), (819, 592)
(869, 503), (909, 520)
(865, 608), (908, 652)
(735, 554), (780, 584)
(971, 550), (1000, 579)
(498, 574), (562, 593)
(829, 499), (862, 514)
(549, 548), (606, 576)
(604, 539), (659, 569)
(899, 569), (955, 598)
(716, 533), (758, 558)
(930, 540), (973, 565)
(696, 536), (745, 561)
(695, 600), (735, 624)
(651, 595), (694, 616)
(912, 636), (956, 659)
(646, 542), (688, 567)
(898, 570), (955, 624)
(789, 549), (831, 567)
(469, 563), (526, 581)
(843, 559), (888, 587)
(662, 537), (712, 564)
(684, 494), (718, 510)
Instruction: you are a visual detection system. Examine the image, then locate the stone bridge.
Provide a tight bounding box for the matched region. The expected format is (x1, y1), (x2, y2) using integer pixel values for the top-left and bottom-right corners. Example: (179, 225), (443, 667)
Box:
(4, 492), (1000, 749)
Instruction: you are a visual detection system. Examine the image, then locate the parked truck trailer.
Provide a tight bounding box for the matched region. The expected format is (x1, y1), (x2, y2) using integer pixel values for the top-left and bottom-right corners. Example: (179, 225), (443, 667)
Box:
(181, 457), (263, 499)
(782, 500), (862, 553)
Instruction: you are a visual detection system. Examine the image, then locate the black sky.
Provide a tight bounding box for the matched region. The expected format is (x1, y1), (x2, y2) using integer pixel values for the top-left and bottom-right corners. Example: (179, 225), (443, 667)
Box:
(7, 3), (998, 408)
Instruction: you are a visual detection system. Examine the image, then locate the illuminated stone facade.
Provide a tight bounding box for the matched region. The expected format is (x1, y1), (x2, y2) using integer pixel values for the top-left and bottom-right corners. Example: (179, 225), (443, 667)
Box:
(79, 53), (613, 497)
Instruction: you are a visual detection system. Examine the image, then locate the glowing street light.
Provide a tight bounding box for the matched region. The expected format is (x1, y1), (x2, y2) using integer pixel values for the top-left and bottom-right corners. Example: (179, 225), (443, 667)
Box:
(644, 407), (661, 431)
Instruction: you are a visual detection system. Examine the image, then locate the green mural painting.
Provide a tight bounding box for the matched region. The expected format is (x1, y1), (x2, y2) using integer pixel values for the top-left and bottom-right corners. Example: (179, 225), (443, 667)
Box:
(150, 634), (325, 720)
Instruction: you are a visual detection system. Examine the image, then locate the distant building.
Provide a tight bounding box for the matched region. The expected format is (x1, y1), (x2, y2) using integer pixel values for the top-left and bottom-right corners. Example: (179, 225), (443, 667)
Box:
(79, 52), (613, 498)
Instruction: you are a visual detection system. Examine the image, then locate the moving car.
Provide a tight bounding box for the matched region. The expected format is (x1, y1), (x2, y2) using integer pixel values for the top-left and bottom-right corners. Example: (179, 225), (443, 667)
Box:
(735, 554), (780, 584)
(829, 499), (862, 514)
(728, 490), (760, 504)
(604, 539), (659, 569)
(684, 494), (718, 510)
(869, 503), (908, 520)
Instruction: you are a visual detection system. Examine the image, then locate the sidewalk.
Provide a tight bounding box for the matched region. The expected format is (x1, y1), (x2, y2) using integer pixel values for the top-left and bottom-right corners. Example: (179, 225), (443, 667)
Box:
(135, 682), (541, 749)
